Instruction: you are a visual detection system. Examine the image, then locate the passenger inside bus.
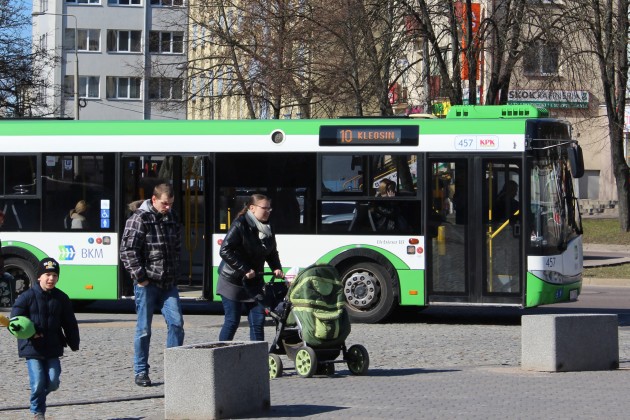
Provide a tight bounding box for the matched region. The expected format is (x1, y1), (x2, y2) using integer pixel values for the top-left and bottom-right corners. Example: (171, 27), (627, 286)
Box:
(65, 200), (89, 230)
(372, 179), (407, 231)
(493, 180), (520, 224)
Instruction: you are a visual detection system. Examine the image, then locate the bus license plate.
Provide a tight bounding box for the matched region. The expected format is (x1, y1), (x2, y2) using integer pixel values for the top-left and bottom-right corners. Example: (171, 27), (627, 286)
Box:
(569, 289), (578, 300)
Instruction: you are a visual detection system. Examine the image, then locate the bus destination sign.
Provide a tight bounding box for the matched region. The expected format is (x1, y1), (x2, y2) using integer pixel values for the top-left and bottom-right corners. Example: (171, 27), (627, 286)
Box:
(339, 128), (401, 144)
(319, 125), (419, 146)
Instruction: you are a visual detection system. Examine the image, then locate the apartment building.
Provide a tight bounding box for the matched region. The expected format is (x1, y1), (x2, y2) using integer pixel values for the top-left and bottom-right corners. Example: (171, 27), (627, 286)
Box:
(31, 0), (187, 120)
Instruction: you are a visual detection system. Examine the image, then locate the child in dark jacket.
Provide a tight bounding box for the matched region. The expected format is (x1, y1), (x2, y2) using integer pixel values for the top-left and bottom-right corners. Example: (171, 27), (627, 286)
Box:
(11, 258), (80, 420)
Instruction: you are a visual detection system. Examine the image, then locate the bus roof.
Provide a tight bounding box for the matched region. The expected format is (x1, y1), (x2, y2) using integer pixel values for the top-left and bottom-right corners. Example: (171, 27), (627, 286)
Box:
(0, 105), (554, 138)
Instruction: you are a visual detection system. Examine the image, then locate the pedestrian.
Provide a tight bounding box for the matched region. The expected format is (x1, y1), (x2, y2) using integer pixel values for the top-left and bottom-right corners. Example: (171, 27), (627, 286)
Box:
(217, 193), (284, 341)
(120, 183), (184, 387)
(11, 257), (80, 420)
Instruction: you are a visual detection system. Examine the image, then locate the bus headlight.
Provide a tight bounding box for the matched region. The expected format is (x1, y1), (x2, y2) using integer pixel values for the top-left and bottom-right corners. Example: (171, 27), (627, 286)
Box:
(531, 270), (582, 285)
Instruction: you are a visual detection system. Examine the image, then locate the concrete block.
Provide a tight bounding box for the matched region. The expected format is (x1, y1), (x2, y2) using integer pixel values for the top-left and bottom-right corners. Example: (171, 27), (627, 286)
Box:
(164, 341), (270, 419)
(521, 314), (619, 372)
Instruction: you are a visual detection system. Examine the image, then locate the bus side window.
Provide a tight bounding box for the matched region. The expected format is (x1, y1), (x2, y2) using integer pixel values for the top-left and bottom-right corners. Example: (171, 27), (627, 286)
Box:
(269, 188), (301, 233)
(2, 155), (37, 196)
(321, 155), (364, 194)
(41, 154), (116, 232)
(0, 155), (39, 231)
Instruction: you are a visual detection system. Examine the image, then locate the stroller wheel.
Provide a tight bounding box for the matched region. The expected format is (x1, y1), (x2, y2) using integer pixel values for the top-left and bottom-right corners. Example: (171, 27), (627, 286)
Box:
(346, 344), (370, 375)
(269, 354), (283, 379)
(295, 347), (318, 378)
(317, 362), (335, 377)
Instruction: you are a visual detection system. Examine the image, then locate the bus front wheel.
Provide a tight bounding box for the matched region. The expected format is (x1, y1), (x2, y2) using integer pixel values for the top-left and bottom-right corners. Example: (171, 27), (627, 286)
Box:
(340, 262), (395, 324)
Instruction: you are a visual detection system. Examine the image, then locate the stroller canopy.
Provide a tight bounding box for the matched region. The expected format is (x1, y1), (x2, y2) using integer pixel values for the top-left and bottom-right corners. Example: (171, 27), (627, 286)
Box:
(288, 264), (351, 347)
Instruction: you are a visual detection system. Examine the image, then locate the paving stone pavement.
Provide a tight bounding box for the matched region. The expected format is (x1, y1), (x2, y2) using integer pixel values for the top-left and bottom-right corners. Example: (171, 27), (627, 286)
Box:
(1, 308), (630, 419)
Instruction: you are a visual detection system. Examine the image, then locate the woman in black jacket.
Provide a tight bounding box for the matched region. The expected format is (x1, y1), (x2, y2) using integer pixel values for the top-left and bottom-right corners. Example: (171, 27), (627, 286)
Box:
(217, 194), (284, 341)
(11, 258), (80, 419)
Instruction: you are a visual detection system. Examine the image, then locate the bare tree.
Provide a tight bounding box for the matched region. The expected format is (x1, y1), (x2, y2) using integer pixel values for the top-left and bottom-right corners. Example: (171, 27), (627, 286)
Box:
(183, 0), (424, 118)
(182, 0), (317, 119)
(1, 1), (66, 118)
(0, 0), (50, 117)
(571, 0), (630, 230)
(305, 0), (423, 116)
(404, 0), (571, 108)
(405, 0), (463, 106)
(482, 0), (529, 105)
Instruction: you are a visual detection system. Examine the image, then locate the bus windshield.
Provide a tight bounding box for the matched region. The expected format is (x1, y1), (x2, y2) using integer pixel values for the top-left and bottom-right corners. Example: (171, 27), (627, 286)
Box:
(530, 155), (582, 253)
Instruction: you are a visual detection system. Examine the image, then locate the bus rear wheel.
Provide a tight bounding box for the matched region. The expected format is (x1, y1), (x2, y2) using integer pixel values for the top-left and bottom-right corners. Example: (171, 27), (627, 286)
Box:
(340, 262), (395, 324)
(2, 257), (36, 305)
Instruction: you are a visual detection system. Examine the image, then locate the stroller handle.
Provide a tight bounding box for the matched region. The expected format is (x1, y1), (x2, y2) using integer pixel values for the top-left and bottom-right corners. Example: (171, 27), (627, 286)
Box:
(242, 272), (283, 285)
(255, 271), (286, 281)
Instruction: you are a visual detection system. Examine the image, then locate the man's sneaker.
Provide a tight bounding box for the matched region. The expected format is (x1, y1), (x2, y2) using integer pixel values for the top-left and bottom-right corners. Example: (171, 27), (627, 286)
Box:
(135, 372), (151, 387)
(34, 413), (45, 420)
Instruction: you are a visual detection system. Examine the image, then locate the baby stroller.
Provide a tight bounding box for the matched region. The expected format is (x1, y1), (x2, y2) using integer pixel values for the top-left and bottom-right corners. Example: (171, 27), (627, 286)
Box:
(263, 264), (369, 378)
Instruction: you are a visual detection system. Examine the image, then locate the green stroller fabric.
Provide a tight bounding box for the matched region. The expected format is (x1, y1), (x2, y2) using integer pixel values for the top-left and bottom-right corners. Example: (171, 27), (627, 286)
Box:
(288, 264), (351, 347)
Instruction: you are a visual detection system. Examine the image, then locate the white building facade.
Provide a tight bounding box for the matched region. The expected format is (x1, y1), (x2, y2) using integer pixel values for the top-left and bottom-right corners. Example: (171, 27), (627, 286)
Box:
(31, 0), (187, 120)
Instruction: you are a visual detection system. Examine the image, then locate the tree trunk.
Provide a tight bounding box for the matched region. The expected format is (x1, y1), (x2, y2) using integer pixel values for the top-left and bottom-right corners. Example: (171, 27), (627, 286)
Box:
(610, 125), (630, 231)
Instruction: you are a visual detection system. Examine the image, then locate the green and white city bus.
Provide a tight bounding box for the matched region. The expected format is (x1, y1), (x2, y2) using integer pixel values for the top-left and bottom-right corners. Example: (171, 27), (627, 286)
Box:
(0, 105), (584, 323)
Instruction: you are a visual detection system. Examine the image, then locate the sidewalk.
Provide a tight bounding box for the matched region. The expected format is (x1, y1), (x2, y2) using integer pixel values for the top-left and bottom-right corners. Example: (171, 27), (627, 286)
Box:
(0, 311), (629, 419)
(583, 243), (630, 287)
(583, 243), (630, 267)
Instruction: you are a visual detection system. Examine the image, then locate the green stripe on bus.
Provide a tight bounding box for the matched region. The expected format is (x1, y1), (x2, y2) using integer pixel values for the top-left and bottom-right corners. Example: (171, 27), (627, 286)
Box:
(0, 117), (528, 136)
(525, 272), (582, 307)
(3, 241), (48, 261)
(398, 269), (425, 306)
(317, 244), (411, 270)
(56, 265), (118, 300)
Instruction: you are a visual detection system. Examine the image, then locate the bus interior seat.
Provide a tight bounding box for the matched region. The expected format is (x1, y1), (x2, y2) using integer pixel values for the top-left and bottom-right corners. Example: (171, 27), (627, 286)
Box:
(348, 203), (376, 232)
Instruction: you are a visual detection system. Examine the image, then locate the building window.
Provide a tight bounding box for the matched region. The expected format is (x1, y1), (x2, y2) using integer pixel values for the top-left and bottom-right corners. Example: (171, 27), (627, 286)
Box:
(66, 0), (101, 4)
(65, 29), (100, 52)
(36, 0), (49, 11)
(106, 77), (141, 99)
(36, 85), (47, 106)
(149, 78), (183, 100)
(108, 0), (141, 4)
(107, 30), (142, 53)
(149, 31), (184, 54)
(65, 76), (100, 98)
(523, 42), (560, 76)
(150, 0), (184, 6)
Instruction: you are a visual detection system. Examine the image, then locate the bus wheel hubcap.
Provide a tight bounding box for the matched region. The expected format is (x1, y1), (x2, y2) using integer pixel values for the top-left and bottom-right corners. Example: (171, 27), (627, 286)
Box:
(344, 271), (379, 309)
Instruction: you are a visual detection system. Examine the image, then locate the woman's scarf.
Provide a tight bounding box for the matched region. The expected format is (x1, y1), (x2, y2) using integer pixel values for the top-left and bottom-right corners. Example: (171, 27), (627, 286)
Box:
(246, 210), (272, 245)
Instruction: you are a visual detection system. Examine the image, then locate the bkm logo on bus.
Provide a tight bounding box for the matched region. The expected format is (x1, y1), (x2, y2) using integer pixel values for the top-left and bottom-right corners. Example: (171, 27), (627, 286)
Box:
(58, 245), (76, 261)
(58, 245), (104, 260)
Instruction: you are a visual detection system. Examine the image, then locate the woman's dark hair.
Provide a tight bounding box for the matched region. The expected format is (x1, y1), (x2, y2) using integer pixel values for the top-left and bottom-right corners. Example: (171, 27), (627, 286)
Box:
(237, 193), (270, 217)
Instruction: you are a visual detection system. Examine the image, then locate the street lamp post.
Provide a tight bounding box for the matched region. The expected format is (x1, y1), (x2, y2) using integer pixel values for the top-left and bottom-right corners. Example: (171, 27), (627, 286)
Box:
(32, 12), (79, 120)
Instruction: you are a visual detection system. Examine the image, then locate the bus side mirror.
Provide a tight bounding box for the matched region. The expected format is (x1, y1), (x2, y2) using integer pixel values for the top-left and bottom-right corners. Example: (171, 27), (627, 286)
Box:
(568, 144), (584, 178)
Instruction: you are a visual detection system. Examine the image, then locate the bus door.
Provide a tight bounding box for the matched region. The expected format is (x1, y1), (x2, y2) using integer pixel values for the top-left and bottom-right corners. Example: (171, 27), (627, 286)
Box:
(427, 157), (523, 305)
(120, 155), (209, 300)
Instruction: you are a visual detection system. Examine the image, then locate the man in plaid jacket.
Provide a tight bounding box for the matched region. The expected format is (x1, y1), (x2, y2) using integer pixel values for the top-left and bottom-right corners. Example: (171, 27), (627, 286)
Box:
(120, 183), (184, 387)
